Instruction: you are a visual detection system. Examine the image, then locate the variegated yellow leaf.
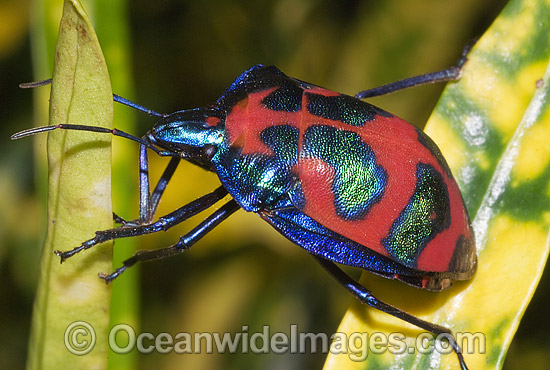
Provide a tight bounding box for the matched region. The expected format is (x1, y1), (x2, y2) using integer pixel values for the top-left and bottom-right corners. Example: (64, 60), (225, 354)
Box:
(324, 0), (550, 369)
(26, 1), (113, 369)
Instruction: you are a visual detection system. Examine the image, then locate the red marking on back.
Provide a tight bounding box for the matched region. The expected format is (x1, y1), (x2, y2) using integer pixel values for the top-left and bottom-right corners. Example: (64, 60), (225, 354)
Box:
(296, 110), (470, 272)
(416, 193), (472, 272)
(296, 111), (421, 260)
(225, 88), (301, 156)
(223, 82), (472, 274)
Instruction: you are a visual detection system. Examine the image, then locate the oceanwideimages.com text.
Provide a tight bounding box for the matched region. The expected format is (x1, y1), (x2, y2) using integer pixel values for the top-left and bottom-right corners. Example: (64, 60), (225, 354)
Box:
(65, 321), (485, 361)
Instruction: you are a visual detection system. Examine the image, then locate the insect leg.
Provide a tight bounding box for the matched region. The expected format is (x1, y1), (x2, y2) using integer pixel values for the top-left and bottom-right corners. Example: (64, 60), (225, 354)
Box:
(55, 186), (229, 262)
(114, 149), (180, 226)
(139, 143), (152, 222)
(354, 67), (462, 99)
(150, 156), (180, 218)
(355, 41), (473, 99)
(99, 199), (240, 282)
(313, 256), (468, 370)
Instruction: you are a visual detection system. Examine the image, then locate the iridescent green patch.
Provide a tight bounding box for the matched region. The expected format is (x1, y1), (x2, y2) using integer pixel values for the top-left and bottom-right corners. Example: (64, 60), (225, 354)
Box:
(382, 163), (450, 267)
(261, 84), (302, 112)
(261, 125), (300, 165)
(302, 125), (387, 220)
(305, 93), (392, 126)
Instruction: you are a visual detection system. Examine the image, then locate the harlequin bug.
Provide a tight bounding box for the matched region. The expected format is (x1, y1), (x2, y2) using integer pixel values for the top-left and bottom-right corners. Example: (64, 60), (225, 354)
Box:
(14, 56), (476, 369)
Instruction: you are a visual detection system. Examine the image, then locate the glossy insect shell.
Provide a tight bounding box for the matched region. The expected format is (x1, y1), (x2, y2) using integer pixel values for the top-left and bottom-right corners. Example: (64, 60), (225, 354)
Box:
(149, 65), (476, 291)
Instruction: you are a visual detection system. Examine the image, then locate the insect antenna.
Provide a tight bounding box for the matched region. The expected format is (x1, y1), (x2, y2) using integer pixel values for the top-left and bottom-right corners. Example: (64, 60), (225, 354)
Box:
(16, 79), (171, 154)
(10, 124), (164, 155)
(112, 94), (166, 117)
(20, 78), (167, 117)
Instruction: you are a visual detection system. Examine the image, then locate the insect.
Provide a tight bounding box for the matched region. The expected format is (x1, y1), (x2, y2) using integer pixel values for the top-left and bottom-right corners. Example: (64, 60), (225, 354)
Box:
(14, 58), (476, 369)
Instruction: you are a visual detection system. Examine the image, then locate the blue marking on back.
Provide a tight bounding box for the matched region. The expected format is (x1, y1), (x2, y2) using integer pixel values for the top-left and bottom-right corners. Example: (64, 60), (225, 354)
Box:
(260, 196), (428, 276)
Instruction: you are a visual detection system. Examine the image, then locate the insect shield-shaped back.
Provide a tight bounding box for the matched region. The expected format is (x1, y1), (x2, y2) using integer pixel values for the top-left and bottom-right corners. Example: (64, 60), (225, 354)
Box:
(148, 107), (225, 169)
(197, 65), (477, 292)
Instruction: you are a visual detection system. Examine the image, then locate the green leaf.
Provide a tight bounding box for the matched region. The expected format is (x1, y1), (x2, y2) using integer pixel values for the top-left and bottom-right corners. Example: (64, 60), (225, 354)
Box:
(323, 0), (550, 369)
(26, 1), (113, 369)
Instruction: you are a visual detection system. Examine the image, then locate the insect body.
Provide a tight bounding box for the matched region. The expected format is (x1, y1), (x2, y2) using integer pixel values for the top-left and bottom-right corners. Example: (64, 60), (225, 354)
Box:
(150, 65), (476, 289)
(14, 64), (476, 369)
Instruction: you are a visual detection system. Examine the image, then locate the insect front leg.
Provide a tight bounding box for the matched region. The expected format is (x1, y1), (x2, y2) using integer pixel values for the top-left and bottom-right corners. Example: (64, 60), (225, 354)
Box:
(99, 199), (240, 282)
(313, 256), (468, 370)
(55, 186), (229, 262)
(149, 156), (180, 218)
(139, 143), (152, 222)
(114, 145), (180, 226)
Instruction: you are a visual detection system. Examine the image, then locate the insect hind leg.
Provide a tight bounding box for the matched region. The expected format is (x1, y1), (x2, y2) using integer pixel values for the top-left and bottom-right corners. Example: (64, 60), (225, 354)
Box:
(354, 40), (474, 99)
(313, 256), (468, 370)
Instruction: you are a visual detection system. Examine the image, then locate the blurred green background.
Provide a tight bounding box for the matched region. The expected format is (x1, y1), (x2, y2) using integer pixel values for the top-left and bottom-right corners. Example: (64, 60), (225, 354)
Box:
(2, 0), (548, 369)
